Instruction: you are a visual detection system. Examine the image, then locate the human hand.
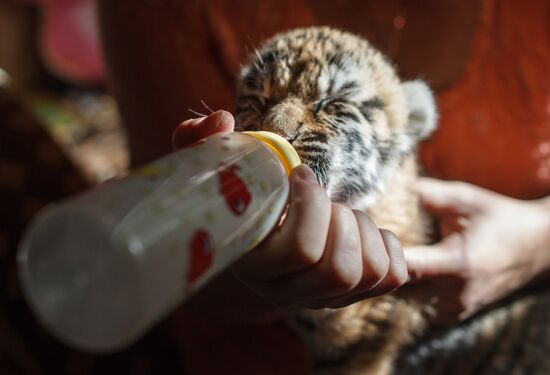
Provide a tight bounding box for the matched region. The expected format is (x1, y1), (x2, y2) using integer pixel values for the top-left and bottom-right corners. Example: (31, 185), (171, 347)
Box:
(405, 178), (550, 325)
(233, 163), (407, 310)
(173, 110), (407, 321)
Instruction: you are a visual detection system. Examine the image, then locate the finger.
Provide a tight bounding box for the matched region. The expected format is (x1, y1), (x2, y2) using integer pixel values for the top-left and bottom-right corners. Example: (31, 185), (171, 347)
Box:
(235, 164), (331, 281)
(358, 229), (406, 296)
(266, 203), (363, 306)
(353, 211), (390, 288)
(172, 117), (206, 149)
(404, 233), (465, 283)
(318, 211), (390, 301)
(308, 229), (405, 309)
(172, 110), (235, 149)
(400, 277), (467, 326)
(415, 178), (489, 217)
(192, 110), (234, 139)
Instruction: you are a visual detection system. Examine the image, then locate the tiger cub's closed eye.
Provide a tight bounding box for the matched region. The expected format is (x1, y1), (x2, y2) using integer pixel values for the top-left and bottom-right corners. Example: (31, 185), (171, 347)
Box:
(312, 97), (346, 114)
(312, 98), (329, 113)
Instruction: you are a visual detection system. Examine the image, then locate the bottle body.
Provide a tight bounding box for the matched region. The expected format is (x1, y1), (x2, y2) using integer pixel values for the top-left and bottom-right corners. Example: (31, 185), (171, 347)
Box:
(18, 131), (299, 353)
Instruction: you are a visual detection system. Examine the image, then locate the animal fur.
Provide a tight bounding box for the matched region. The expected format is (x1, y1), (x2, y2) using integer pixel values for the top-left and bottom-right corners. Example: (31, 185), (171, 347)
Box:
(235, 27), (550, 374)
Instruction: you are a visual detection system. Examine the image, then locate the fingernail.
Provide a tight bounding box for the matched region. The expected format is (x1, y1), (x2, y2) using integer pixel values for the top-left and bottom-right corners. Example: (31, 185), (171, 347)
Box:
(293, 164), (318, 184)
(212, 110), (230, 128)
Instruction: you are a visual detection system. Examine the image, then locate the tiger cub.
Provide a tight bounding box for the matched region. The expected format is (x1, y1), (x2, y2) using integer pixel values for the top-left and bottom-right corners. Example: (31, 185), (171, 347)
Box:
(234, 27), (550, 374)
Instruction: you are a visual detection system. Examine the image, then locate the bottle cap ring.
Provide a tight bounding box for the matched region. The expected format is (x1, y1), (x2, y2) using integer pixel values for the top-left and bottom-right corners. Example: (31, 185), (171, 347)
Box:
(243, 131), (302, 174)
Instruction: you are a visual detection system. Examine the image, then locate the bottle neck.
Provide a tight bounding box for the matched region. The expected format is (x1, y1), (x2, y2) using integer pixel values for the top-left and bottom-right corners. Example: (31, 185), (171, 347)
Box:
(243, 131), (301, 175)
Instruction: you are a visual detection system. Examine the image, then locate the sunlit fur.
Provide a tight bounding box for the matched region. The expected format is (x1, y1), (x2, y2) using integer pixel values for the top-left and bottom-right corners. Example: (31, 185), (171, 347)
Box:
(235, 27), (435, 209)
(235, 27), (550, 375)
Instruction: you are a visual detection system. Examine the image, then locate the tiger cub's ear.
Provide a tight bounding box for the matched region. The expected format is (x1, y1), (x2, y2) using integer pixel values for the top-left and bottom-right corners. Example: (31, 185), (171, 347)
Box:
(402, 80), (438, 142)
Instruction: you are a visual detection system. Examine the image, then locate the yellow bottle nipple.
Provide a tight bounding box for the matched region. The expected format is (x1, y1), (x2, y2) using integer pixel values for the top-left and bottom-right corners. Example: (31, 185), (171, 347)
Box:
(243, 131), (302, 175)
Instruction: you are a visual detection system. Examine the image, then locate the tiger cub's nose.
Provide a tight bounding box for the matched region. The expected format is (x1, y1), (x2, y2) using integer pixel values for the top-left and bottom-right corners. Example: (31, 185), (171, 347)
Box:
(262, 98), (305, 142)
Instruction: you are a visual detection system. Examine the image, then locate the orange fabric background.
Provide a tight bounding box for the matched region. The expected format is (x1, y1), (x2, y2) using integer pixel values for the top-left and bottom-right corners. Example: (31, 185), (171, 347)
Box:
(99, 0), (550, 199)
(422, 0), (550, 199)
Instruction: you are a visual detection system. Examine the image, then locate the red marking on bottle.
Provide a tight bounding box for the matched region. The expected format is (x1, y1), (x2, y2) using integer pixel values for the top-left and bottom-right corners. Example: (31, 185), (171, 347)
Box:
(218, 164), (252, 216)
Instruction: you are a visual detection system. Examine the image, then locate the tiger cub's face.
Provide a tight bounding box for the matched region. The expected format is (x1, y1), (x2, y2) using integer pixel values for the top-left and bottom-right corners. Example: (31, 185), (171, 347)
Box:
(235, 27), (437, 208)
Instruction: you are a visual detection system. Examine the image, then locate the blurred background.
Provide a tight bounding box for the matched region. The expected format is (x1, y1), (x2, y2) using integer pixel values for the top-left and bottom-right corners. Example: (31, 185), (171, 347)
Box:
(0, 0), (127, 184)
(0, 0), (549, 373)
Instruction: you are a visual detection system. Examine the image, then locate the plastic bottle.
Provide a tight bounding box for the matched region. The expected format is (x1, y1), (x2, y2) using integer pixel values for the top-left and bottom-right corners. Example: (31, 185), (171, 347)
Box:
(17, 131), (301, 353)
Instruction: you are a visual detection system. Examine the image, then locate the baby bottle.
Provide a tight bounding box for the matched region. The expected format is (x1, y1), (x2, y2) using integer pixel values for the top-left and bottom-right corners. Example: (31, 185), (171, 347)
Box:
(17, 131), (301, 353)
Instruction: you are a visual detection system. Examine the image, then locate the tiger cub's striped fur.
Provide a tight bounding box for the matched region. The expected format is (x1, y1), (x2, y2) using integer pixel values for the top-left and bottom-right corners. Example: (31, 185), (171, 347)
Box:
(235, 27), (550, 374)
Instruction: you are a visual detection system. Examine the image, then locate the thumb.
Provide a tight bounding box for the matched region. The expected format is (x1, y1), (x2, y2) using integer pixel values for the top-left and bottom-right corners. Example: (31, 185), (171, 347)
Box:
(172, 110), (235, 149)
(415, 178), (488, 217)
(404, 233), (465, 283)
